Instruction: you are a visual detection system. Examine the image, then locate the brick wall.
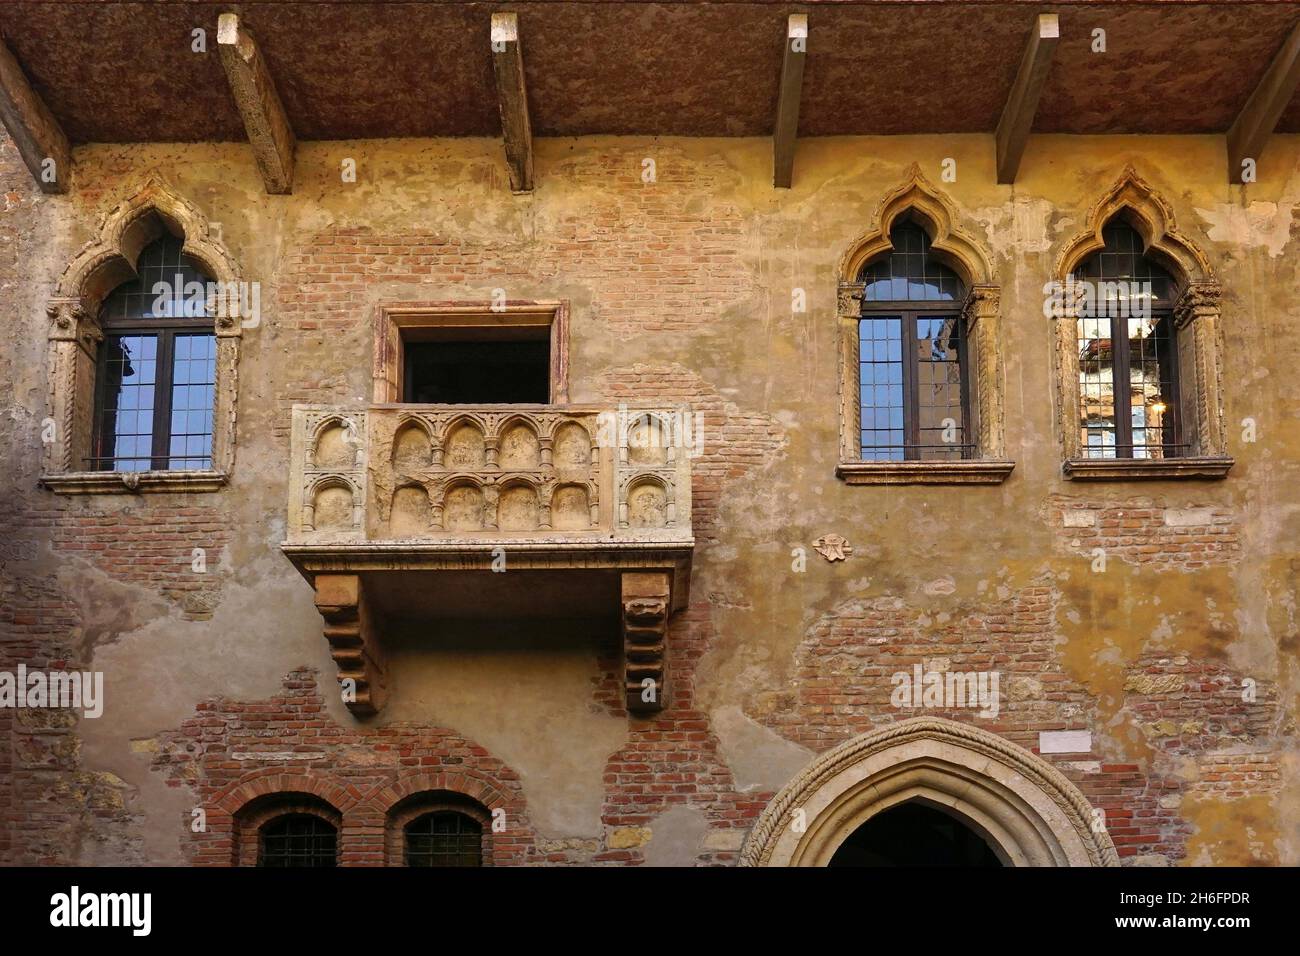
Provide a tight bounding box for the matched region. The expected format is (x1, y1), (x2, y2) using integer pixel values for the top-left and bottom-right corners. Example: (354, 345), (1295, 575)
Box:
(0, 494), (233, 863)
(153, 669), (539, 866)
(1047, 495), (1240, 570)
(756, 583), (1280, 863)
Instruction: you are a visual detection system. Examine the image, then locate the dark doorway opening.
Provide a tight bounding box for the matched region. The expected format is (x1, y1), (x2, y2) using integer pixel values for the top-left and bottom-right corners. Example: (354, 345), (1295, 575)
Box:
(828, 801), (1003, 867)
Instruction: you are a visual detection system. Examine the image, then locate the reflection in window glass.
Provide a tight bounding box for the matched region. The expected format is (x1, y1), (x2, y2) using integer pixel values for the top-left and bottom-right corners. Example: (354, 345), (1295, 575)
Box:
(915, 316), (965, 460)
(1072, 221), (1180, 459)
(857, 221), (970, 461)
(1077, 316), (1117, 457)
(91, 233), (215, 472)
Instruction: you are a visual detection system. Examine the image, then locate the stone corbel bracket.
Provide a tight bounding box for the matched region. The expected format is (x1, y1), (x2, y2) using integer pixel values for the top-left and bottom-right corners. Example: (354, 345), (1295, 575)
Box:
(622, 571), (672, 715)
(313, 574), (386, 717)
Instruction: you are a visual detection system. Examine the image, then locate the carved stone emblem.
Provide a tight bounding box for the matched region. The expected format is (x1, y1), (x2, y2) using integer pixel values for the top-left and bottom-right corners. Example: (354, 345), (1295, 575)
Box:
(813, 534), (852, 562)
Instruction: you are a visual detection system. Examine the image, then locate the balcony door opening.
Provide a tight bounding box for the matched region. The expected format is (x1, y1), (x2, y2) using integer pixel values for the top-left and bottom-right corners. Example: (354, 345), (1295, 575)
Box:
(404, 334), (549, 404)
(376, 302), (569, 405)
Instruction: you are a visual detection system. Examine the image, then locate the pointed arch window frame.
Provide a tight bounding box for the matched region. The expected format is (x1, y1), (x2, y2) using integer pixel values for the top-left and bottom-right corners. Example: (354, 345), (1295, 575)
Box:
(1052, 169), (1233, 481)
(836, 168), (1014, 485)
(39, 176), (245, 495)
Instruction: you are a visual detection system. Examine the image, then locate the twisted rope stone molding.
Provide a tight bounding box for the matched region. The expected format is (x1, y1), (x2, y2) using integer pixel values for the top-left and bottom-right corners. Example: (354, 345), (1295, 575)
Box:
(739, 716), (1119, 867)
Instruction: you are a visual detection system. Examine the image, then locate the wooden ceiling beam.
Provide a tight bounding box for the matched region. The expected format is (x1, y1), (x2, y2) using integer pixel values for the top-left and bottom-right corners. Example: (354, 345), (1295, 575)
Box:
(0, 34), (71, 193)
(995, 13), (1059, 185)
(1227, 20), (1300, 184)
(491, 12), (533, 193)
(773, 13), (808, 189)
(217, 13), (296, 195)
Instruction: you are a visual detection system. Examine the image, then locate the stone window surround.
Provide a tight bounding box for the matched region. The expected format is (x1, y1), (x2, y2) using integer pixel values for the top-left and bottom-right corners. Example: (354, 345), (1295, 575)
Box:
(1052, 168), (1233, 481)
(39, 174), (243, 495)
(372, 299), (570, 405)
(836, 166), (1014, 486)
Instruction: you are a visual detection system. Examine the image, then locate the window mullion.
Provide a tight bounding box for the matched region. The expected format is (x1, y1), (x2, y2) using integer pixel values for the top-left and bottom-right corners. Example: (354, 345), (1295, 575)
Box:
(902, 312), (919, 460)
(153, 331), (175, 471)
(957, 316), (972, 460)
(92, 334), (111, 471)
(1112, 317), (1133, 458)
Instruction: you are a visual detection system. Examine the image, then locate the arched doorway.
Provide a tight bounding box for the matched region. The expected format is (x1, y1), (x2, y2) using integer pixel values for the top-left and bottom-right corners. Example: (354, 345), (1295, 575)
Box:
(740, 717), (1118, 867)
(828, 801), (1003, 867)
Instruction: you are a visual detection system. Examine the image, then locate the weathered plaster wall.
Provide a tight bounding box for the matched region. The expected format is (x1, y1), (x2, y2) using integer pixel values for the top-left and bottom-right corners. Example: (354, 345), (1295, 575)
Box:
(0, 131), (1295, 865)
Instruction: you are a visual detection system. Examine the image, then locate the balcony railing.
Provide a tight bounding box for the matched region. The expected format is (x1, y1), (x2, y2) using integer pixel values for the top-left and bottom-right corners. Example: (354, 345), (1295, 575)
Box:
(285, 403), (694, 553)
(283, 402), (695, 716)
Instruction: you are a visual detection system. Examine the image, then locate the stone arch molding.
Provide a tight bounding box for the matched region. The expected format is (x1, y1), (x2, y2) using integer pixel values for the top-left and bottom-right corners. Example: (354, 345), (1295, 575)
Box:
(739, 717), (1119, 867)
(835, 167), (1010, 478)
(42, 174), (245, 492)
(838, 164), (994, 287)
(1053, 165), (1213, 286)
(1050, 166), (1231, 472)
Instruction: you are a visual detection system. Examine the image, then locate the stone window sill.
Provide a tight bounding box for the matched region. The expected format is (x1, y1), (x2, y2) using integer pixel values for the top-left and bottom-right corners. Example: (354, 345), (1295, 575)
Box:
(836, 460), (1015, 485)
(1062, 457), (1234, 481)
(40, 470), (228, 495)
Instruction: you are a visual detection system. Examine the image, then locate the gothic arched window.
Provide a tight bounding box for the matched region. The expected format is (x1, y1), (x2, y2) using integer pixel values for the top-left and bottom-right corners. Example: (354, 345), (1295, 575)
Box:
(91, 232), (216, 472)
(1072, 221), (1180, 460)
(856, 220), (971, 461)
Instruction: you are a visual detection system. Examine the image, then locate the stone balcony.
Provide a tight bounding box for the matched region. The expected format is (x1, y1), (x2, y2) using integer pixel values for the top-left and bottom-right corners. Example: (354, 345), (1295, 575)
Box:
(282, 403), (695, 718)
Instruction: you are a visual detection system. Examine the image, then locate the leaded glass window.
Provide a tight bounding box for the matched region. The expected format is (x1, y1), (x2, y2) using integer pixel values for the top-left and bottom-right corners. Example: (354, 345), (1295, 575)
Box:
(1073, 221), (1181, 459)
(857, 220), (971, 461)
(91, 233), (216, 471)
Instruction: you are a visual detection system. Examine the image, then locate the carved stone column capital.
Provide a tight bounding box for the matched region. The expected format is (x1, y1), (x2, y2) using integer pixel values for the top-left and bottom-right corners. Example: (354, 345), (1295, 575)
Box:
(837, 281), (865, 318)
(961, 284), (1001, 326)
(45, 296), (97, 347)
(1174, 280), (1222, 330)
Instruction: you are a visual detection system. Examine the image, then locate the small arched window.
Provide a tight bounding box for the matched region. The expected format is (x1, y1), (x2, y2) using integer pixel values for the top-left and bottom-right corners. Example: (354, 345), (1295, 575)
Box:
(257, 813), (338, 867)
(91, 232), (215, 472)
(857, 220), (970, 461)
(404, 810), (483, 867)
(1072, 221), (1180, 460)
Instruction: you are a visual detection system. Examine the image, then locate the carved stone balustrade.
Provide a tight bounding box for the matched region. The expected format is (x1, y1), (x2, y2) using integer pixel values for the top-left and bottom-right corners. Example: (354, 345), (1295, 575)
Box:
(282, 403), (695, 718)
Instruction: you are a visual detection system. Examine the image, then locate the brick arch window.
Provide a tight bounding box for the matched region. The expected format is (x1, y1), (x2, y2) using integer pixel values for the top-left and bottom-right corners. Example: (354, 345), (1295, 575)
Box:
(233, 793), (342, 867)
(857, 219), (970, 462)
(386, 791), (493, 867)
(92, 232), (216, 472)
(1071, 221), (1180, 461)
